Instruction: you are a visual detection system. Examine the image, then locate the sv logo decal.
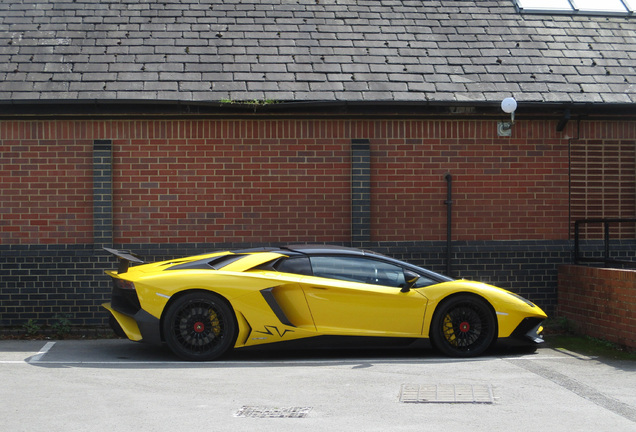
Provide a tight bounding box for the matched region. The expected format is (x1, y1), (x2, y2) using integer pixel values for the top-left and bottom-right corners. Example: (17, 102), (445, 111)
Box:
(254, 325), (294, 337)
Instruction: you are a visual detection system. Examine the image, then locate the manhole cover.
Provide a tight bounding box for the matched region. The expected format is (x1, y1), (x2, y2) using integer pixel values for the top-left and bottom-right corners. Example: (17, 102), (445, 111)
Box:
(399, 384), (494, 404)
(234, 406), (312, 418)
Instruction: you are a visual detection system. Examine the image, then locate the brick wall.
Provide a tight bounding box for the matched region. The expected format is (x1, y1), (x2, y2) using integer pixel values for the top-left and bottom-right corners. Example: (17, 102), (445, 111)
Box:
(0, 117), (633, 327)
(1, 136), (93, 244)
(1, 118), (573, 245)
(373, 120), (572, 241)
(114, 129), (351, 244)
(570, 121), (636, 238)
(0, 245), (111, 326)
(559, 265), (636, 349)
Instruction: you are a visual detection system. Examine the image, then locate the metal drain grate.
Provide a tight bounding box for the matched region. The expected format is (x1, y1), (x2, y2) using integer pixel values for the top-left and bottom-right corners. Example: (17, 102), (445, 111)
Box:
(399, 384), (494, 404)
(234, 406), (312, 418)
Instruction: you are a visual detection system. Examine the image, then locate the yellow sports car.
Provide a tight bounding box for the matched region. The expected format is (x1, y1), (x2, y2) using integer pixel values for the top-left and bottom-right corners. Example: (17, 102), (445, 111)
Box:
(103, 245), (546, 361)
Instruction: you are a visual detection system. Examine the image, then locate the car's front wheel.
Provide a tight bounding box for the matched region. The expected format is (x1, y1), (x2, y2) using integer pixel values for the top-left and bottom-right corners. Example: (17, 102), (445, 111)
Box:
(162, 291), (237, 361)
(430, 294), (496, 357)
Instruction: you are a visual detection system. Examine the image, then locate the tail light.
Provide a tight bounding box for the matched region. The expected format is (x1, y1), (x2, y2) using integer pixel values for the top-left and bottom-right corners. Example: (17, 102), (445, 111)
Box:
(114, 279), (136, 290)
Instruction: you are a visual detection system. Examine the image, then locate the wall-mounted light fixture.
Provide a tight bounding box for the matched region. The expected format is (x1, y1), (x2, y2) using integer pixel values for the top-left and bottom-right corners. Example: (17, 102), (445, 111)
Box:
(497, 97), (517, 137)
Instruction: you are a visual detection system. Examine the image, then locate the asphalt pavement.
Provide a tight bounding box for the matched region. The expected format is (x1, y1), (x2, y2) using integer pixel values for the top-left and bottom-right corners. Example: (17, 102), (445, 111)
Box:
(1, 339), (635, 431)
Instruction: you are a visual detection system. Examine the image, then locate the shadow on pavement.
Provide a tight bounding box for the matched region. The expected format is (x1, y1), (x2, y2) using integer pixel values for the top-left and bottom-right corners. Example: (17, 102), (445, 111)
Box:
(20, 336), (544, 369)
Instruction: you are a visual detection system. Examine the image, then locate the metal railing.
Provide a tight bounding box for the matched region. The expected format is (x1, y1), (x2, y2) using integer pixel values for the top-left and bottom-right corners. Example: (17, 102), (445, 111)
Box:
(574, 218), (636, 268)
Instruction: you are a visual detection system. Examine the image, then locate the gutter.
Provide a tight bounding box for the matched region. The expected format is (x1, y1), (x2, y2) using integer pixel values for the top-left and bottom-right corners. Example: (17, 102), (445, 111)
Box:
(1, 99), (636, 120)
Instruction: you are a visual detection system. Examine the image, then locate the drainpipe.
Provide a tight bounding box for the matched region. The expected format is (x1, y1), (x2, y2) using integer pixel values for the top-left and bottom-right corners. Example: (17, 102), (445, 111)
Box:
(444, 173), (453, 276)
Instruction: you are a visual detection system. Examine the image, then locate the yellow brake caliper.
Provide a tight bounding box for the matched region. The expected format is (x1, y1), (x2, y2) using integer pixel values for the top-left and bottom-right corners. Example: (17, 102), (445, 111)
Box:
(209, 309), (221, 336)
(442, 314), (457, 346)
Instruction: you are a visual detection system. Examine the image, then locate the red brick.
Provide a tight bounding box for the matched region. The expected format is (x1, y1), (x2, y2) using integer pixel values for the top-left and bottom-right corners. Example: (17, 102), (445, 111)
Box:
(2, 118), (634, 245)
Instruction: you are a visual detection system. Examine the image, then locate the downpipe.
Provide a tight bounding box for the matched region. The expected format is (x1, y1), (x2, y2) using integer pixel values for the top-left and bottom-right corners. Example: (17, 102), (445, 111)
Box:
(444, 173), (453, 276)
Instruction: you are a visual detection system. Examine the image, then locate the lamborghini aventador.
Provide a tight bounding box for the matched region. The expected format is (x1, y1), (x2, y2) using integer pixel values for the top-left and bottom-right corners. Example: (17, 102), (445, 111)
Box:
(102, 245), (546, 361)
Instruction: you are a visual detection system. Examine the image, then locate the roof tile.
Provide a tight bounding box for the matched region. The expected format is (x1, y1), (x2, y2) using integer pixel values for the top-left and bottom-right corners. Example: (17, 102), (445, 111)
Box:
(1, 0), (635, 106)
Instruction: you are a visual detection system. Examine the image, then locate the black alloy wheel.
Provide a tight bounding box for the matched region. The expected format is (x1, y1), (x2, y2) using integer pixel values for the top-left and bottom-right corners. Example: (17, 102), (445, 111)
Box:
(430, 294), (496, 357)
(162, 291), (237, 361)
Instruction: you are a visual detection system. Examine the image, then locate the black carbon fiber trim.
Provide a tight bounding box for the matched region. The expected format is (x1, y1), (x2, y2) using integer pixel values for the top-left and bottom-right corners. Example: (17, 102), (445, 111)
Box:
(510, 317), (545, 343)
(260, 287), (295, 327)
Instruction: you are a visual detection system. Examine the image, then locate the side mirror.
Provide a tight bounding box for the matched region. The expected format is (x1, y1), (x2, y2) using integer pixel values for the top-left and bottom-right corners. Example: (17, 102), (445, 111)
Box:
(401, 270), (420, 293)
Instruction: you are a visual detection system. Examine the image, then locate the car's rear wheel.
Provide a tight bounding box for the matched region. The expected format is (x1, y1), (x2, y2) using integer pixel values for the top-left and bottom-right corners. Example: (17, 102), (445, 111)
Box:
(162, 291), (237, 361)
(430, 295), (496, 357)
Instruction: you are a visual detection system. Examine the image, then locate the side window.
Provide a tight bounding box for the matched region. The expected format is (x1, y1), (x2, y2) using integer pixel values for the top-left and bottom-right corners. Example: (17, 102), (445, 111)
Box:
(310, 256), (406, 288)
(412, 275), (437, 288)
(275, 256), (313, 276)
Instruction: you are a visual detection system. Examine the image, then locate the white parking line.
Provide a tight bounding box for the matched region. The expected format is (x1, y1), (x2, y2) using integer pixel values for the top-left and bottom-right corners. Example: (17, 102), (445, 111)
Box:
(0, 341), (569, 365)
(28, 341), (56, 363)
(7, 355), (569, 366)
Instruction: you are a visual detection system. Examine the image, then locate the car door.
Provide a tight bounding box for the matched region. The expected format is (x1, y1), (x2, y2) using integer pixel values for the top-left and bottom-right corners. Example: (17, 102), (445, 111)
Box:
(300, 256), (429, 336)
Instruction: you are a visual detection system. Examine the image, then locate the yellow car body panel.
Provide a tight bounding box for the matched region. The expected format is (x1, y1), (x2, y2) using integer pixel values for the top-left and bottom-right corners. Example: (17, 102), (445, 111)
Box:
(299, 275), (428, 336)
(417, 280), (547, 338)
(105, 252), (289, 320)
(102, 246), (547, 360)
(228, 286), (318, 347)
(102, 302), (142, 341)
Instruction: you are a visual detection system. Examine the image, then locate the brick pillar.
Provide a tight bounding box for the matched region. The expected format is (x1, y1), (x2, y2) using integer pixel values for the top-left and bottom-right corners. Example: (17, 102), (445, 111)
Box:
(351, 139), (371, 247)
(93, 139), (113, 248)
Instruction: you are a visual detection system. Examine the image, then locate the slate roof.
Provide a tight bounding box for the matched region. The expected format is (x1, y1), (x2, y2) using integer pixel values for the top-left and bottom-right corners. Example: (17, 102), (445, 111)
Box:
(1, 0), (635, 108)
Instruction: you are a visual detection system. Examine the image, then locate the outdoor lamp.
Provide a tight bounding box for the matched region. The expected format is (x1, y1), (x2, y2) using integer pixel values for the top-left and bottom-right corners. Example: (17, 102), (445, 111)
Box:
(498, 97), (517, 137)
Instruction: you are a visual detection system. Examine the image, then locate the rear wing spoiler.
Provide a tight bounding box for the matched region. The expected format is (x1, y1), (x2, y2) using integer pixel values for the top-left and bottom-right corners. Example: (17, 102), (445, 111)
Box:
(103, 247), (145, 274)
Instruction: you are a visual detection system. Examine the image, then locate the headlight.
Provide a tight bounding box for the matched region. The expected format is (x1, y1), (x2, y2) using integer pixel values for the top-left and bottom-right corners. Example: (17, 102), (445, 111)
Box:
(507, 291), (535, 307)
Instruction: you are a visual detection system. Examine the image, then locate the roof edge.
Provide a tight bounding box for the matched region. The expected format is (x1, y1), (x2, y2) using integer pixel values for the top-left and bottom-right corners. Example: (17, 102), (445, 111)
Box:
(1, 99), (635, 120)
